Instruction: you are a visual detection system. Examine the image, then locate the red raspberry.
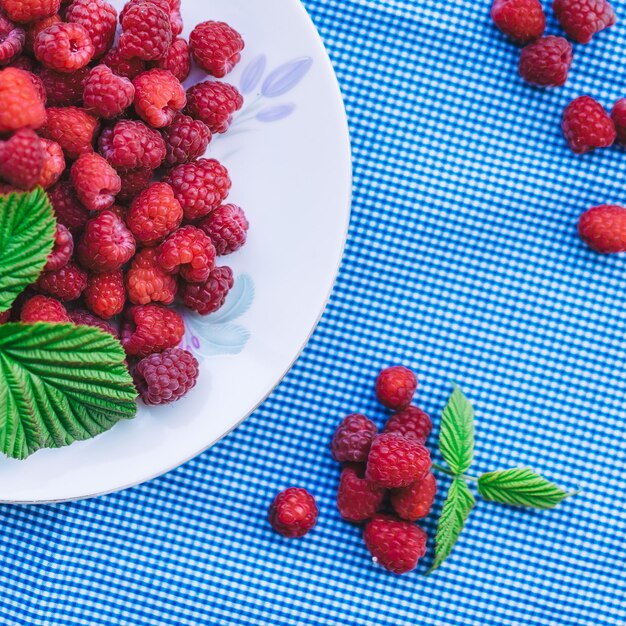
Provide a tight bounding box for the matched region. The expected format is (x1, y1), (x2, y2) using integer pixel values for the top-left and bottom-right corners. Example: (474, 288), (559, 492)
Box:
(48, 180), (91, 234)
(102, 46), (146, 79)
(134, 347), (198, 405)
(578, 205), (626, 253)
(390, 472), (437, 522)
(84, 270), (125, 319)
(38, 138), (65, 189)
(268, 488), (318, 538)
(179, 265), (233, 315)
(119, 3), (172, 62)
(154, 37), (191, 82)
(363, 514), (427, 574)
(161, 114), (211, 168)
(337, 464), (386, 523)
(34, 22), (95, 73)
(69, 308), (117, 336)
(164, 158), (231, 220)
(121, 304), (184, 357)
(132, 69), (186, 128)
(39, 67), (88, 106)
(117, 167), (153, 202)
(375, 366), (417, 410)
(21, 295), (69, 323)
(118, 0), (170, 21)
(330, 413), (377, 463)
(2, 0), (60, 23)
(491, 0), (546, 43)
(553, 0), (616, 44)
(0, 310), (10, 324)
(158, 226), (216, 283)
(0, 16), (25, 66)
(126, 247), (177, 305)
(44, 223), (73, 271)
(39, 107), (99, 159)
(99, 119), (166, 170)
(0, 67), (47, 134)
(383, 406), (433, 444)
(65, 0), (117, 59)
(198, 204), (249, 256)
(83, 65), (135, 119)
(37, 261), (88, 301)
(185, 81), (243, 134)
(70, 152), (121, 212)
(365, 434), (432, 489)
(189, 21), (244, 78)
(611, 98), (626, 144)
(77, 209), (136, 272)
(518, 36), (573, 87)
(0, 129), (44, 190)
(7, 55), (34, 71)
(126, 182), (183, 245)
(562, 96), (615, 154)
(24, 14), (60, 55)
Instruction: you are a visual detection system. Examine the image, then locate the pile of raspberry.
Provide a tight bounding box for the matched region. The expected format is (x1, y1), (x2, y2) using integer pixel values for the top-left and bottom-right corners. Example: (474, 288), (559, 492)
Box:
(492, 0), (626, 255)
(268, 366), (436, 575)
(0, 0), (249, 406)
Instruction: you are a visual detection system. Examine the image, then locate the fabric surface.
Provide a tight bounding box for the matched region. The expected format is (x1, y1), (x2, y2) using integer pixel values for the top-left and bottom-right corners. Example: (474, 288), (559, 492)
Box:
(2, 1), (626, 624)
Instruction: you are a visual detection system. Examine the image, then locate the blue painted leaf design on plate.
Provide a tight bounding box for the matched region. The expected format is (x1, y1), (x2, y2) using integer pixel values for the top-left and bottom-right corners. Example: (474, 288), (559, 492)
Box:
(240, 54), (267, 94)
(261, 57), (313, 98)
(257, 104), (297, 123)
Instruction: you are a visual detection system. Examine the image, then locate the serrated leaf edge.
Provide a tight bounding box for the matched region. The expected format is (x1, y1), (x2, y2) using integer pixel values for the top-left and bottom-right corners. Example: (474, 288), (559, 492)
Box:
(439, 383), (475, 475)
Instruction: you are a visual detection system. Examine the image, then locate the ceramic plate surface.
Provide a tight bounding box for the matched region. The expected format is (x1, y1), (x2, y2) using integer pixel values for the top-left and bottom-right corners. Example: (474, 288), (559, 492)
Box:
(0, 0), (351, 503)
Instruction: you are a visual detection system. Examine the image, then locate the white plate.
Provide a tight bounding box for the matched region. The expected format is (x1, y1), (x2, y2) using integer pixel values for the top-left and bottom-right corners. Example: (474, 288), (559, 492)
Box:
(0, 0), (351, 503)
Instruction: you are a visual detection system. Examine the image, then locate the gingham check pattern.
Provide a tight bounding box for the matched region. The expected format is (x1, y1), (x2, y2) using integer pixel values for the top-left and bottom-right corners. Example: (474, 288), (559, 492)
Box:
(1, 1), (626, 624)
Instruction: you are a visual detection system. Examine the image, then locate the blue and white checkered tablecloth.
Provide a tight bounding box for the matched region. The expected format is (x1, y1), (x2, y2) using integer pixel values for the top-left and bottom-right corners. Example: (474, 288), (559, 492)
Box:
(2, 1), (626, 624)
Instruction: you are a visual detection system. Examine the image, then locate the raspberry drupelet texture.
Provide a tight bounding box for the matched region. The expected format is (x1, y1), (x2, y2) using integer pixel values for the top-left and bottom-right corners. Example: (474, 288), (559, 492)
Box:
(133, 69), (186, 128)
(84, 270), (125, 319)
(198, 203), (249, 255)
(390, 472), (437, 522)
(99, 120), (166, 170)
(0, 16), (25, 66)
(611, 99), (626, 144)
(134, 347), (199, 405)
(102, 45), (146, 79)
(490, 0), (546, 43)
(578, 205), (626, 253)
(562, 96), (616, 154)
(179, 265), (233, 315)
(553, 0), (616, 44)
(39, 67), (88, 106)
(383, 406), (433, 444)
(161, 114), (212, 168)
(65, 0), (117, 59)
(77, 209), (136, 272)
(38, 138), (66, 189)
(44, 223), (73, 271)
(268, 488), (318, 538)
(34, 22), (95, 73)
(337, 464), (386, 523)
(69, 308), (118, 336)
(121, 304), (185, 357)
(365, 433), (432, 489)
(2, 0), (60, 23)
(118, 0), (171, 21)
(0, 129), (44, 190)
(518, 36), (573, 87)
(48, 180), (91, 234)
(158, 225), (216, 283)
(165, 158), (231, 220)
(117, 167), (153, 202)
(83, 65), (135, 119)
(24, 14), (60, 55)
(363, 514), (428, 574)
(40, 107), (100, 159)
(185, 81), (244, 134)
(70, 152), (121, 211)
(330, 413), (378, 463)
(126, 247), (178, 305)
(154, 37), (191, 82)
(0, 67), (47, 134)
(21, 295), (69, 323)
(119, 3), (172, 61)
(36, 260), (88, 301)
(375, 366), (417, 410)
(189, 21), (244, 78)
(126, 182), (183, 246)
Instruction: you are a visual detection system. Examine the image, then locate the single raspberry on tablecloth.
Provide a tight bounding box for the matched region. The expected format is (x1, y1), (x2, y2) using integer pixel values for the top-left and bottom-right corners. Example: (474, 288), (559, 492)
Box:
(610, 99), (626, 144)
(337, 464), (386, 523)
(84, 270), (125, 319)
(126, 247), (178, 306)
(390, 472), (437, 521)
(268, 488), (318, 538)
(330, 413), (377, 463)
(553, 0), (616, 44)
(578, 205), (626, 253)
(375, 366), (417, 410)
(179, 266), (234, 315)
(121, 304), (185, 357)
(562, 96), (615, 154)
(37, 260), (88, 301)
(518, 36), (573, 87)
(490, 0), (545, 43)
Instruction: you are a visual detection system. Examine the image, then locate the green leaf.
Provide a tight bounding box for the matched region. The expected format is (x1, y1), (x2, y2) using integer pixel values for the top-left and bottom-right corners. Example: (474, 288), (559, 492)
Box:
(427, 477), (475, 574)
(0, 188), (56, 312)
(0, 323), (137, 459)
(439, 383), (475, 475)
(477, 467), (577, 509)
